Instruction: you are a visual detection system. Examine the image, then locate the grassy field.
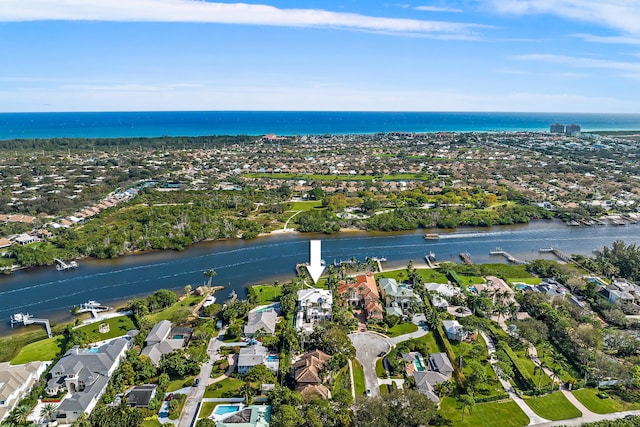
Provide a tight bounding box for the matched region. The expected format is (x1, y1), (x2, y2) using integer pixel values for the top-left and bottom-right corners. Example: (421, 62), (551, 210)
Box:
(573, 388), (640, 414)
(439, 397), (529, 427)
(166, 376), (195, 392)
(524, 392), (581, 420)
(513, 348), (552, 388)
(248, 284), (282, 305)
(76, 315), (137, 342)
(386, 322), (418, 338)
(507, 277), (542, 285)
(376, 268), (448, 284)
(204, 377), (244, 398)
(141, 418), (162, 427)
(11, 335), (65, 365)
(147, 295), (202, 323)
(286, 201), (323, 211)
(0, 328), (54, 363)
(479, 264), (534, 279)
(352, 359), (366, 395)
(376, 358), (387, 378)
(198, 401), (218, 419)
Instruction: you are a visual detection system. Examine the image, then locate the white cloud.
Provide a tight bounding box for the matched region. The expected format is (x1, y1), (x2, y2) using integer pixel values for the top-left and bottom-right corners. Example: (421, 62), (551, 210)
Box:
(514, 53), (640, 74)
(0, 0), (485, 38)
(487, 0), (640, 35)
(573, 33), (640, 45)
(414, 5), (464, 13)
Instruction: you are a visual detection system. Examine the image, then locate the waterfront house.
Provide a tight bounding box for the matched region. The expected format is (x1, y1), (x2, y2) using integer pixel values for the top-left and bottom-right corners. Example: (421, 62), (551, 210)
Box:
(0, 361), (47, 423)
(337, 272), (384, 322)
(244, 309), (278, 337)
(379, 278), (422, 314)
(296, 288), (332, 333)
(141, 320), (191, 366)
(292, 350), (331, 399)
(442, 320), (466, 342)
(47, 338), (129, 424)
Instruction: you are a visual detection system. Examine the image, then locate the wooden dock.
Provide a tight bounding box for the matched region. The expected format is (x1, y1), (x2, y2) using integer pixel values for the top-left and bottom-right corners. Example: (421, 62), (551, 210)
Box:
(489, 248), (525, 264)
(459, 252), (473, 265)
(10, 313), (52, 338)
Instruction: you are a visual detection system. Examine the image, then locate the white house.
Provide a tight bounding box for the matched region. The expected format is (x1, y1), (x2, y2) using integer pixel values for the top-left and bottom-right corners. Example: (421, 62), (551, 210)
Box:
(442, 320), (467, 342)
(296, 288), (332, 333)
(0, 361), (47, 422)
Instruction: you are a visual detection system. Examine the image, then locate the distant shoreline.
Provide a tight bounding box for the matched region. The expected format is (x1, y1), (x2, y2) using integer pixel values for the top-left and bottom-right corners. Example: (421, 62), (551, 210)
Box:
(2, 111), (640, 140)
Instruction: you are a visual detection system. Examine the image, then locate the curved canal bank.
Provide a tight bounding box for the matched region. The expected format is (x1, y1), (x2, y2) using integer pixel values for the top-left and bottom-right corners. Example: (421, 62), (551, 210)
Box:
(2, 219), (640, 337)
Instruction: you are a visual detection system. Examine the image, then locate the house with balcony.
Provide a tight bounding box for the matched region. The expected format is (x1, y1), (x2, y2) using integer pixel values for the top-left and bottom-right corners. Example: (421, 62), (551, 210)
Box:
(0, 361), (47, 422)
(337, 272), (384, 322)
(379, 278), (422, 315)
(296, 288), (332, 333)
(47, 338), (129, 424)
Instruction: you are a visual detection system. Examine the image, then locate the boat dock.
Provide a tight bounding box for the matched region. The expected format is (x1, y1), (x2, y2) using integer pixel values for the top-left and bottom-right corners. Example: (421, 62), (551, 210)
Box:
(459, 252), (473, 265)
(74, 301), (112, 319)
(489, 248), (525, 264)
(55, 258), (78, 271)
(539, 247), (573, 263)
(10, 313), (52, 338)
(371, 257), (386, 272)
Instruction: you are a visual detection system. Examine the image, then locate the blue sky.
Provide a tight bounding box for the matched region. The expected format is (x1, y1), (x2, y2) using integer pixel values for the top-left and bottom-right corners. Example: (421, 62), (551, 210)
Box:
(1, 0), (640, 112)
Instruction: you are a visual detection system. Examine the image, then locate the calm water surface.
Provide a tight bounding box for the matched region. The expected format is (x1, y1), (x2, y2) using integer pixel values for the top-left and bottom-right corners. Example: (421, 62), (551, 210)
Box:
(2, 220), (640, 336)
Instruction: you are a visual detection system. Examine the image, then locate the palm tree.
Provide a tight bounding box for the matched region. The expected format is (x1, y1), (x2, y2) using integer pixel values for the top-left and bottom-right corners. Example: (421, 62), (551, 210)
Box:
(507, 301), (519, 321)
(40, 403), (58, 427)
(8, 404), (31, 425)
(205, 268), (216, 287)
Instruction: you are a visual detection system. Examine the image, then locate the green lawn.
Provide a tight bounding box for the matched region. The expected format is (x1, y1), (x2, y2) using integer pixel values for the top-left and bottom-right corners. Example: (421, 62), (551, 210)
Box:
(439, 396), (529, 427)
(386, 322), (418, 338)
(248, 284), (282, 304)
(376, 268), (448, 284)
(204, 378), (244, 398)
(352, 359), (366, 395)
(573, 388), (640, 414)
(524, 392), (581, 420)
(507, 277), (542, 285)
(75, 315), (137, 343)
(168, 394), (187, 420)
(167, 376), (195, 392)
(0, 328), (53, 363)
(147, 295), (202, 323)
(141, 418), (162, 427)
(11, 335), (65, 365)
(513, 349), (551, 389)
(198, 401), (218, 419)
(479, 264), (534, 279)
(286, 201), (323, 211)
(376, 358), (387, 378)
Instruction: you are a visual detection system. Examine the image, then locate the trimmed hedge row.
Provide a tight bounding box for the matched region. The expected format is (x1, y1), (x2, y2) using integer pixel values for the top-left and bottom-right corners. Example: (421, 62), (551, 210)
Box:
(502, 345), (535, 390)
(474, 393), (510, 403)
(433, 321), (467, 390)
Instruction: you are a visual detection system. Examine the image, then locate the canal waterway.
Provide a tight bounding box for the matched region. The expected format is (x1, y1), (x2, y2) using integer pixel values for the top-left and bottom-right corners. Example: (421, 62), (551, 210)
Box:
(2, 219), (640, 337)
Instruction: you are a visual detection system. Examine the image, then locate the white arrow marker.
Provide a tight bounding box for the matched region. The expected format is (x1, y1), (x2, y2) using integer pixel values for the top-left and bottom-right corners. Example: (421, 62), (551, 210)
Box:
(307, 240), (325, 284)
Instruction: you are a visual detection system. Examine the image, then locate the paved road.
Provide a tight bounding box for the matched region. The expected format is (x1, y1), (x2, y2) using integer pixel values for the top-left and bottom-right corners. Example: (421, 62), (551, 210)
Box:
(349, 332), (390, 397)
(177, 328), (226, 427)
(481, 331), (550, 426)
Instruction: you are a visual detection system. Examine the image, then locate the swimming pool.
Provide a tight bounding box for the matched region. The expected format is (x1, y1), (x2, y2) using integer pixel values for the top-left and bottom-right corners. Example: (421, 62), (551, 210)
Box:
(172, 334), (184, 340)
(414, 356), (425, 372)
(267, 355), (279, 362)
(213, 405), (241, 419)
(84, 348), (99, 353)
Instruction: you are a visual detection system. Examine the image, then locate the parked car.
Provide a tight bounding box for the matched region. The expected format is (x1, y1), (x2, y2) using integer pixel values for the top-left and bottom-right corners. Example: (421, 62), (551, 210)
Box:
(365, 389), (372, 397)
(165, 393), (174, 401)
(378, 351), (386, 357)
(194, 378), (200, 387)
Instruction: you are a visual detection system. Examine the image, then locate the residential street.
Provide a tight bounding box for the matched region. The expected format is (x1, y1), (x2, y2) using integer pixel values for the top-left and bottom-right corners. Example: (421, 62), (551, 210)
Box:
(177, 328), (226, 427)
(348, 332), (390, 397)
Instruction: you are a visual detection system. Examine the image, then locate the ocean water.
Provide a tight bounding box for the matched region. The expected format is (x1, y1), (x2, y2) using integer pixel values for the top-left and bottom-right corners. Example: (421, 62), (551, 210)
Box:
(1, 111), (640, 140)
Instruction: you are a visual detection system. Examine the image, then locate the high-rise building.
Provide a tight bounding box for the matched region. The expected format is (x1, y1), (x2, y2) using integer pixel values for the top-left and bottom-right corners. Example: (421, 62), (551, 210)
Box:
(566, 124), (581, 136)
(550, 123), (565, 133)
